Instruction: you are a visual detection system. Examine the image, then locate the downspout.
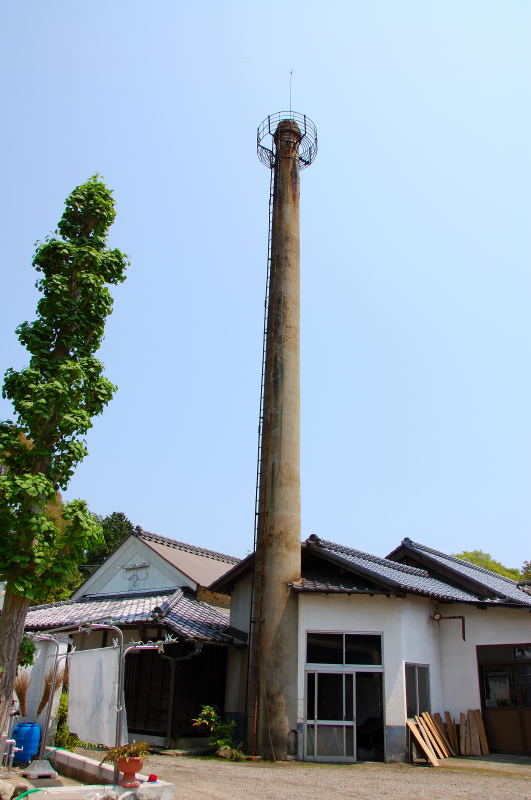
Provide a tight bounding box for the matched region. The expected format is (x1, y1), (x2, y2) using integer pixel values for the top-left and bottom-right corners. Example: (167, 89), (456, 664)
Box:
(430, 612), (466, 641)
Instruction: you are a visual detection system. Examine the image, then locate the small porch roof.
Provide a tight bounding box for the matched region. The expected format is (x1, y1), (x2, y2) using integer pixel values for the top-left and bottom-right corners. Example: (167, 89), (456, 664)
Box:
(25, 587), (240, 643)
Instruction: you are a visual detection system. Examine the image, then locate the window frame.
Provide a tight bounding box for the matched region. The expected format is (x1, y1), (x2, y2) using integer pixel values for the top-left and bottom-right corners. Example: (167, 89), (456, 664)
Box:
(304, 631), (385, 762)
(306, 631), (383, 671)
(405, 662), (430, 718)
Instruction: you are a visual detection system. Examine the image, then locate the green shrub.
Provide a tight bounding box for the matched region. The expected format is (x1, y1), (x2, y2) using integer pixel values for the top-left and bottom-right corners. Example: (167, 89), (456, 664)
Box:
(54, 691), (80, 750)
(192, 704), (242, 756)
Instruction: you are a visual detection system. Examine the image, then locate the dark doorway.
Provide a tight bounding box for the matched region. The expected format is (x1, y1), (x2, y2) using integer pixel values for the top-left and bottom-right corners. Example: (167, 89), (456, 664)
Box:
(125, 644), (228, 741)
(478, 644), (531, 755)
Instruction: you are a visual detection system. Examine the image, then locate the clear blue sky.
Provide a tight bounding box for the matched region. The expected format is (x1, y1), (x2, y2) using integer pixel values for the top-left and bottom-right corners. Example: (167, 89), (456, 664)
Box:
(1, 2), (530, 568)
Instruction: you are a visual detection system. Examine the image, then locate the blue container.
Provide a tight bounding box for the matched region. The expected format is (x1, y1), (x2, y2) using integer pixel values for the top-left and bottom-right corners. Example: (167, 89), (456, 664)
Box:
(13, 722), (41, 763)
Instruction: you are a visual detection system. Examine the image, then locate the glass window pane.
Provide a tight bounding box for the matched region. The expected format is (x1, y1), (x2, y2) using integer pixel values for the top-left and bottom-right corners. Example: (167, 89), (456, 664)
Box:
(519, 666), (531, 707)
(477, 646), (514, 664)
(307, 673), (315, 720)
(316, 725), (344, 756)
(482, 668), (517, 708)
(356, 672), (384, 761)
(345, 725), (354, 757)
(417, 666), (430, 713)
(405, 665), (417, 718)
(345, 634), (382, 665)
(307, 633), (343, 664)
(317, 673), (343, 720)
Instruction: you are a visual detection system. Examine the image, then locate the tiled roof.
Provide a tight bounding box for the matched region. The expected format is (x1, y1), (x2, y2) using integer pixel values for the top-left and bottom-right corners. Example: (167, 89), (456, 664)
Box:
(301, 536), (531, 605)
(134, 528), (240, 587)
(294, 578), (385, 594)
(25, 588), (235, 643)
(134, 528), (238, 564)
(388, 538), (531, 605)
(161, 592), (232, 642)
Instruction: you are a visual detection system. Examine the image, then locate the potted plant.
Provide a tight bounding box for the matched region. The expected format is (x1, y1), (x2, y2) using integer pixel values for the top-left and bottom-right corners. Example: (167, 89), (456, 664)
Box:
(100, 741), (151, 787)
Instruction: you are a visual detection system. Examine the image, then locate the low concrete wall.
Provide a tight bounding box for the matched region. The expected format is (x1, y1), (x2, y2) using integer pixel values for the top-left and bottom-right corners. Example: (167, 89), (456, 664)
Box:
(48, 750), (115, 784)
(28, 788), (174, 800)
(46, 749), (174, 800)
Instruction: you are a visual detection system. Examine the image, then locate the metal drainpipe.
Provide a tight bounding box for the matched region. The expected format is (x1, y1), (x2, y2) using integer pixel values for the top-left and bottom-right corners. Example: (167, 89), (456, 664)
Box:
(431, 612), (466, 641)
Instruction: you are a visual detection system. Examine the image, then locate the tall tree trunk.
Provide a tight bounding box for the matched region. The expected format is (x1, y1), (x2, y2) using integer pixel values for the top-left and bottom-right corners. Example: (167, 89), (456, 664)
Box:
(0, 588), (30, 737)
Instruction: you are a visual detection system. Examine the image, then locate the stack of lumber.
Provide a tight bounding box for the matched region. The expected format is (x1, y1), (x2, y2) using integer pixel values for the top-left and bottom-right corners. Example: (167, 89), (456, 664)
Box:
(458, 709), (490, 757)
(407, 709), (489, 766)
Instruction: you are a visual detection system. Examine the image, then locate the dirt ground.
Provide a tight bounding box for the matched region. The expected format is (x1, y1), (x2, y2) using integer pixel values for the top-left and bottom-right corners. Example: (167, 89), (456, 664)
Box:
(146, 753), (531, 800)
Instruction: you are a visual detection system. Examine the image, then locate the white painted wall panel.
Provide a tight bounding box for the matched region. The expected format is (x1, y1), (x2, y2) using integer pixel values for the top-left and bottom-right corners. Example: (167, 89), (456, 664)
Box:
(438, 603), (531, 716)
(400, 597), (443, 714)
(228, 574), (252, 634)
(298, 594), (402, 725)
(298, 594), (445, 727)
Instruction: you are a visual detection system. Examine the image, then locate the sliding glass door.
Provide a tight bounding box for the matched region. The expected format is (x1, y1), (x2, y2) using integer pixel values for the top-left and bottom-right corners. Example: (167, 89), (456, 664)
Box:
(305, 669), (384, 761)
(306, 671), (354, 760)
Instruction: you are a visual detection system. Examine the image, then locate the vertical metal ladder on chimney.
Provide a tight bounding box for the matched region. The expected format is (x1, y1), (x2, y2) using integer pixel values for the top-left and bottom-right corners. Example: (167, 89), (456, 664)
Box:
(246, 165), (275, 752)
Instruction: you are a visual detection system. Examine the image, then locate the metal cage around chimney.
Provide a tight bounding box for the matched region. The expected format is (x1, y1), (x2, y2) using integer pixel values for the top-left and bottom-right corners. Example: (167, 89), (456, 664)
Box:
(257, 111), (318, 170)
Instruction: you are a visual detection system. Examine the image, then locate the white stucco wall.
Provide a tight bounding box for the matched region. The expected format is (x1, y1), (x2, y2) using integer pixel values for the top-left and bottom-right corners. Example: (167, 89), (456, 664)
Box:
(438, 603), (531, 716)
(399, 596), (443, 714)
(228, 574), (252, 634)
(297, 592), (531, 760)
(297, 593), (443, 729)
(224, 575), (252, 716)
(225, 578), (531, 760)
(225, 646), (248, 712)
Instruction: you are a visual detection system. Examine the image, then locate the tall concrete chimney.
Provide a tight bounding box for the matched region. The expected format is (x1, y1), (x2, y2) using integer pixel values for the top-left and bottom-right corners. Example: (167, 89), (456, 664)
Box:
(248, 113), (317, 759)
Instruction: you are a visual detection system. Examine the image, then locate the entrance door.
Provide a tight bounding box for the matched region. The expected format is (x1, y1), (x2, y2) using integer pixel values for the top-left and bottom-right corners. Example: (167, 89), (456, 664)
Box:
(478, 644), (531, 755)
(305, 671), (383, 761)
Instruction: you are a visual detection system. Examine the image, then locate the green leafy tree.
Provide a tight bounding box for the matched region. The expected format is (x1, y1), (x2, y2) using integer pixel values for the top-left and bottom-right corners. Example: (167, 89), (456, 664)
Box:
(0, 176), (128, 736)
(84, 511), (134, 570)
(521, 561), (531, 581)
(1, 446), (82, 603)
(41, 510), (135, 600)
(453, 550), (522, 581)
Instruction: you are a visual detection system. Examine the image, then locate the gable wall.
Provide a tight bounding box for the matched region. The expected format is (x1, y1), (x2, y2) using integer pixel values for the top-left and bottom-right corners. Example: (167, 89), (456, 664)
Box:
(71, 536), (196, 599)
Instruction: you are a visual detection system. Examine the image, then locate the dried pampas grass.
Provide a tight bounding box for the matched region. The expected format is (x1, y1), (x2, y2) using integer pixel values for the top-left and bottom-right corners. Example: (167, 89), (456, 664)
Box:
(37, 667), (64, 716)
(14, 669), (31, 717)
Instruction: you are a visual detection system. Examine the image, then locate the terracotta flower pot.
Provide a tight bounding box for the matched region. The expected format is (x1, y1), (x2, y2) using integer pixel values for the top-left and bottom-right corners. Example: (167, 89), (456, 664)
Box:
(117, 756), (143, 787)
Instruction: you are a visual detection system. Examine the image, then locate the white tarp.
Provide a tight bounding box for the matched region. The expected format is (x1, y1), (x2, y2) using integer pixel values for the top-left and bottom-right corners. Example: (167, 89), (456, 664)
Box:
(26, 638), (69, 727)
(67, 646), (127, 747)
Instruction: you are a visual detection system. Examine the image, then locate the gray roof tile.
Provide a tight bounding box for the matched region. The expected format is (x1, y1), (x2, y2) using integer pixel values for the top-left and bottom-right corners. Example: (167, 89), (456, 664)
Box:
(25, 588), (233, 643)
(134, 528), (239, 565)
(303, 536), (531, 604)
(390, 538), (531, 605)
(134, 528), (240, 588)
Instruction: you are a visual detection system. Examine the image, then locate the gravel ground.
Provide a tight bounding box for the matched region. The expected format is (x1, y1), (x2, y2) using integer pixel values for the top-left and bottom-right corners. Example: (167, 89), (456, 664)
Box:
(146, 754), (531, 800)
